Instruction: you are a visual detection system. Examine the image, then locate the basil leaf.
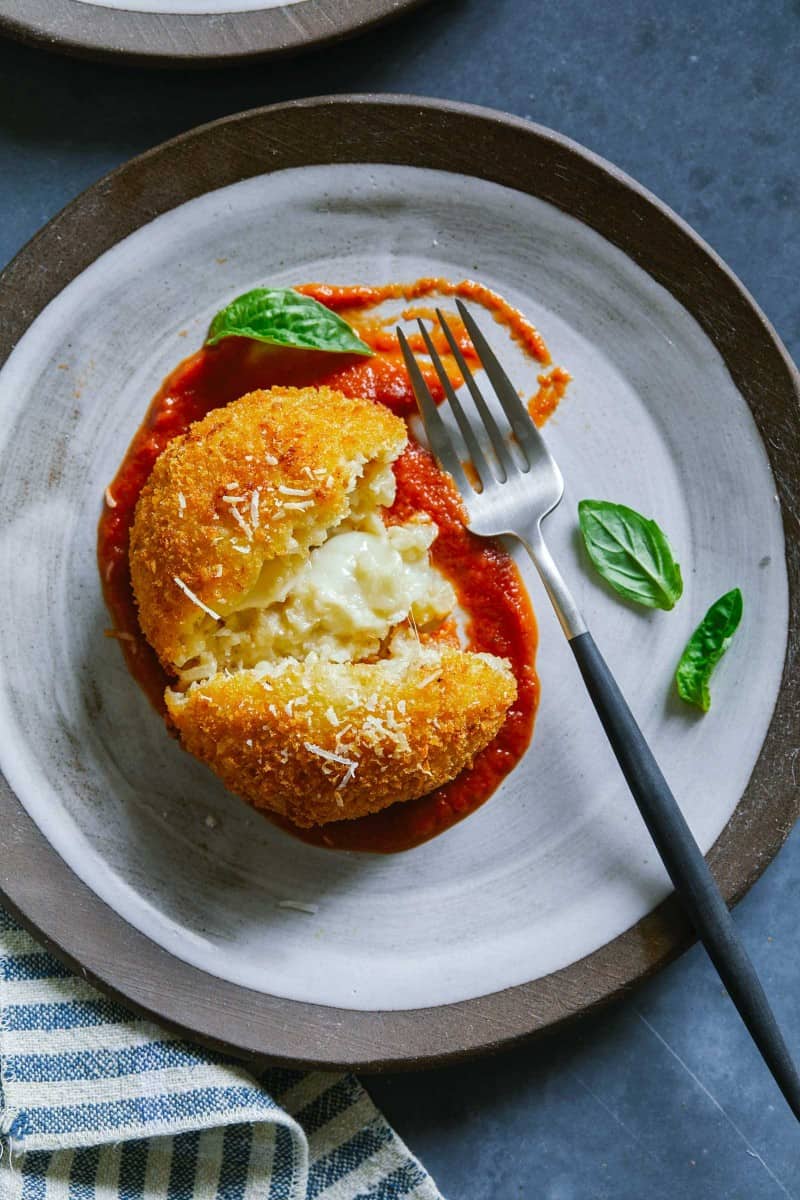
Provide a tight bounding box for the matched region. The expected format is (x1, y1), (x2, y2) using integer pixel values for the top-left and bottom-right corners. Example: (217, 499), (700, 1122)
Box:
(205, 287), (373, 356)
(578, 499), (683, 610)
(675, 588), (743, 711)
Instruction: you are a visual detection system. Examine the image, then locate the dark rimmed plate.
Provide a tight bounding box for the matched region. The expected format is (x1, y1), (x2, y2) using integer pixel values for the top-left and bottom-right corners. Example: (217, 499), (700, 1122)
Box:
(0, 0), (428, 65)
(0, 95), (797, 1071)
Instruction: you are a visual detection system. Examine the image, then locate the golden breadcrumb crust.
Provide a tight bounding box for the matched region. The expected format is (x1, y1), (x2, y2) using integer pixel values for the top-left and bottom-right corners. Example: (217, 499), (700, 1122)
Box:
(130, 383), (518, 828)
(129, 387), (407, 671)
(165, 648), (516, 827)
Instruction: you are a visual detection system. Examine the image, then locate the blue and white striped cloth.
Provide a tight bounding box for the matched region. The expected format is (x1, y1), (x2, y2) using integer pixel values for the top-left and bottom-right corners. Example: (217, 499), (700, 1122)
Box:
(0, 909), (442, 1200)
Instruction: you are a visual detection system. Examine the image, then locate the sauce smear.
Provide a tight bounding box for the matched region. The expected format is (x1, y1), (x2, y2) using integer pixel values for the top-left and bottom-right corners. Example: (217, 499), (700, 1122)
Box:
(98, 279), (567, 852)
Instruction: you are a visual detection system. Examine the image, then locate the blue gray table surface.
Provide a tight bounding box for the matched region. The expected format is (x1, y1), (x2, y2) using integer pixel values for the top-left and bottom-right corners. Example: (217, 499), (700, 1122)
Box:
(1, 1), (798, 1195)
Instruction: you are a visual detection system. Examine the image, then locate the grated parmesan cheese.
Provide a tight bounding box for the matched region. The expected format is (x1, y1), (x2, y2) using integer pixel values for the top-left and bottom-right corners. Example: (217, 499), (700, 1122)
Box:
(104, 628), (137, 651)
(363, 712), (410, 754)
(338, 762), (358, 789)
(304, 741), (358, 769)
(173, 576), (221, 621)
(226, 504), (253, 541)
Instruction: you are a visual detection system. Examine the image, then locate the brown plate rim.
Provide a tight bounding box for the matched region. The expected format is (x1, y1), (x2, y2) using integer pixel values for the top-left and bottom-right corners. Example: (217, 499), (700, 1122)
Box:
(0, 94), (798, 1072)
(0, 0), (429, 64)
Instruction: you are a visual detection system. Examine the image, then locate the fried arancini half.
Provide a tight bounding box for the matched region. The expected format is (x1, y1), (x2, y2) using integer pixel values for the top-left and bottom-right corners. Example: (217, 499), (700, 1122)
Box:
(129, 385), (517, 827)
(166, 645), (515, 827)
(130, 385), (407, 674)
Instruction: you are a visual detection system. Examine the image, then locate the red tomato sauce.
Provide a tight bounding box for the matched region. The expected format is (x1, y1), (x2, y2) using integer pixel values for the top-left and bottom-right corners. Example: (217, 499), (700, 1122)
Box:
(98, 279), (568, 852)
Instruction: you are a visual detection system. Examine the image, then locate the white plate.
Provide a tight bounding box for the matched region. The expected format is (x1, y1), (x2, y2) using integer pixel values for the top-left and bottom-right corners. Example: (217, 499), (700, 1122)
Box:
(0, 161), (788, 1012)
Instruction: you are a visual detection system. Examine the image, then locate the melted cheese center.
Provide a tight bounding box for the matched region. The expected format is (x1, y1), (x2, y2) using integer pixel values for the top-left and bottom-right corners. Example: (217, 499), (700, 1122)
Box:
(179, 515), (455, 684)
(280, 520), (453, 654)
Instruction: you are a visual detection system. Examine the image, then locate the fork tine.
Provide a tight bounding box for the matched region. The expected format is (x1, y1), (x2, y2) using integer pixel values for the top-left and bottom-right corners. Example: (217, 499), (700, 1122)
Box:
(415, 319), (494, 491)
(436, 308), (514, 482)
(455, 298), (545, 467)
(396, 328), (472, 496)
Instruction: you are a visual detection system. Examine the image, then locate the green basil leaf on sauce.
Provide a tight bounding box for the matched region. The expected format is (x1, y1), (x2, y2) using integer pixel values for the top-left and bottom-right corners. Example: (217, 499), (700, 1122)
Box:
(578, 499), (683, 610)
(675, 588), (743, 712)
(205, 287), (374, 356)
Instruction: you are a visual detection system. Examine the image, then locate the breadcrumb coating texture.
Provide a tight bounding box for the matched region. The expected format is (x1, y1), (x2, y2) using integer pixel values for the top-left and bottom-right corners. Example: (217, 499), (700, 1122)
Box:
(130, 386), (407, 671)
(166, 647), (516, 826)
(130, 384), (517, 827)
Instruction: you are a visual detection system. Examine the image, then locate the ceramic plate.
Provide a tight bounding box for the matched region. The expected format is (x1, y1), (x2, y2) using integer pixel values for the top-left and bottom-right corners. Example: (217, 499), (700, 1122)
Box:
(0, 0), (426, 63)
(0, 97), (797, 1069)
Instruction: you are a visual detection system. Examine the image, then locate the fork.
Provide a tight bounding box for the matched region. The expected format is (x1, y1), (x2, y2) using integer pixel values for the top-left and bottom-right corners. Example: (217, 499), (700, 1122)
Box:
(398, 300), (800, 1121)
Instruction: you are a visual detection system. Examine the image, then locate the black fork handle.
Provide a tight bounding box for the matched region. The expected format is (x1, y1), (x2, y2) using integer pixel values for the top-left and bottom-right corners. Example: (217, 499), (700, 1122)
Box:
(570, 630), (800, 1121)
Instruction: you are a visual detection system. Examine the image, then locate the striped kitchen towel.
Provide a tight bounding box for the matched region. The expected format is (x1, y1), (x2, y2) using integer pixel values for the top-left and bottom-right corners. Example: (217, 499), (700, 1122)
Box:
(0, 909), (442, 1200)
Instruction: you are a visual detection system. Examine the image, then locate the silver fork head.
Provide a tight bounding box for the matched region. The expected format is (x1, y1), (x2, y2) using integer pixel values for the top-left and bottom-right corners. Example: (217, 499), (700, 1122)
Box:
(397, 304), (565, 540)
